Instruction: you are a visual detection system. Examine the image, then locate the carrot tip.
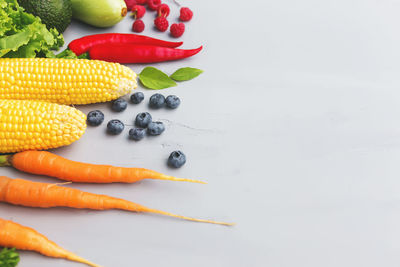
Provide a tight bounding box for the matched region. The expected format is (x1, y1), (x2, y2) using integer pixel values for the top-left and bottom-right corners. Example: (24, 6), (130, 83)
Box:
(68, 253), (102, 267)
(156, 174), (207, 184)
(176, 178), (207, 184)
(146, 208), (234, 226)
(188, 220), (235, 226)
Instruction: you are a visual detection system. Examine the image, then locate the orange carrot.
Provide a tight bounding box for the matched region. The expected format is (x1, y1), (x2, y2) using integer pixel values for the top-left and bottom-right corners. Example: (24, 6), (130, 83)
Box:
(0, 218), (101, 267)
(0, 151), (205, 184)
(0, 176), (233, 226)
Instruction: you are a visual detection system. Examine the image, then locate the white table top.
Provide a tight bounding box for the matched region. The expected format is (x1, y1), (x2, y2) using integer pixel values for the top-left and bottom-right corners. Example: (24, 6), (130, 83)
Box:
(2, 0), (400, 266)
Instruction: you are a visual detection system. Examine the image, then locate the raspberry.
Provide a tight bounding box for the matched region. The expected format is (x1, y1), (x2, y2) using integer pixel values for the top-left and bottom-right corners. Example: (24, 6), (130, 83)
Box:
(125, 0), (137, 10)
(131, 5), (146, 18)
(170, 23), (185, 38)
(179, 7), (193, 21)
(157, 4), (170, 17)
(132, 19), (145, 32)
(148, 0), (161, 11)
(136, 0), (147, 4)
(154, 16), (169, 32)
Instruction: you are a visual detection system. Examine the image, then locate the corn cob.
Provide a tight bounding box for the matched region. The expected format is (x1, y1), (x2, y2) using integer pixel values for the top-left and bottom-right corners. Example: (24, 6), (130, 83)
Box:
(0, 58), (137, 105)
(0, 100), (86, 153)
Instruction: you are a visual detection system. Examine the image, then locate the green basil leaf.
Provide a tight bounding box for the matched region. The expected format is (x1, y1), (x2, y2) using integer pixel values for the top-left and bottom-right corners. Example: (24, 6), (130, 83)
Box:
(139, 67), (177, 90)
(170, 67), (203, 81)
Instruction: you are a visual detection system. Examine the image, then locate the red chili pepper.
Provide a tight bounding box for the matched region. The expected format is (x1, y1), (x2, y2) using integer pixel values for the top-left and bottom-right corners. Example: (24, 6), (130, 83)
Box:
(88, 44), (203, 63)
(68, 33), (183, 56)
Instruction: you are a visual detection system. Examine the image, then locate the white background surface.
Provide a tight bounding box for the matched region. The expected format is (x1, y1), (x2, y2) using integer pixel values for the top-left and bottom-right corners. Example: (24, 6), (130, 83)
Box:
(2, 0), (400, 266)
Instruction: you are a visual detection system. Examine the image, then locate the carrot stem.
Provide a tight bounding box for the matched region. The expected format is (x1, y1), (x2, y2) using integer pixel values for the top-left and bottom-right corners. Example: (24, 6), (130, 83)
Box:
(0, 155), (11, 167)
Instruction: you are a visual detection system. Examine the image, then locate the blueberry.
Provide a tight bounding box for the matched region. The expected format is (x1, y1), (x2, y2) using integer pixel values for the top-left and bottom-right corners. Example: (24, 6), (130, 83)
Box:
(135, 112), (152, 128)
(87, 110), (104, 126)
(111, 98), (128, 112)
(147, 121), (165, 136)
(130, 92), (144, 104)
(107, 119), (124, 135)
(149, 93), (165, 109)
(165, 95), (181, 109)
(129, 128), (146, 141)
(168, 151), (186, 168)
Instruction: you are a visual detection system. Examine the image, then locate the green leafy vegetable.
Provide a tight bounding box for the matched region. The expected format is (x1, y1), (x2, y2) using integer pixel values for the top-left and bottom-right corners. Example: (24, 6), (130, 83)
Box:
(77, 52), (90, 59)
(139, 67), (177, 90)
(0, 248), (20, 267)
(0, 0), (76, 58)
(170, 67), (203, 81)
(53, 48), (80, 59)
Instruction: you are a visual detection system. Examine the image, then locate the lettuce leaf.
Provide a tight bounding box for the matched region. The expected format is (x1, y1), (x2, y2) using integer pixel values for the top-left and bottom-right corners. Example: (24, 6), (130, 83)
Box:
(0, 0), (76, 58)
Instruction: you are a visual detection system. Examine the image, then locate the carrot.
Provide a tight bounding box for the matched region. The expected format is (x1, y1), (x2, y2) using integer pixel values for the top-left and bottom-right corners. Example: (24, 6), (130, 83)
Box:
(0, 218), (101, 267)
(0, 176), (233, 226)
(0, 151), (205, 184)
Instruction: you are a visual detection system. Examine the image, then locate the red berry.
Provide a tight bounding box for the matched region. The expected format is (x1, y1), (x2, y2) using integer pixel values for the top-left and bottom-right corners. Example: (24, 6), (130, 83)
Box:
(154, 16), (169, 32)
(157, 3), (170, 17)
(148, 0), (161, 11)
(132, 20), (145, 32)
(136, 0), (147, 4)
(179, 7), (193, 21)
(131, 5), (146, 18)
(125, 0), (137, 10)
(170, 23), (185, 38)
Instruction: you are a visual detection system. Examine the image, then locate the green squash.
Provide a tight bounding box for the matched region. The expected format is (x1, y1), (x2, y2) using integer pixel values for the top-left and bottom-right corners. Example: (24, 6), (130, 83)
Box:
(71, 0), (127, 28)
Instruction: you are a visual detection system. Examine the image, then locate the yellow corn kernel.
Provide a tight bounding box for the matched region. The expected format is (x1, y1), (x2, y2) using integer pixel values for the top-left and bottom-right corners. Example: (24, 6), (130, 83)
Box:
(0, 58), (137, 105)
(0, 100), (86, 153)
